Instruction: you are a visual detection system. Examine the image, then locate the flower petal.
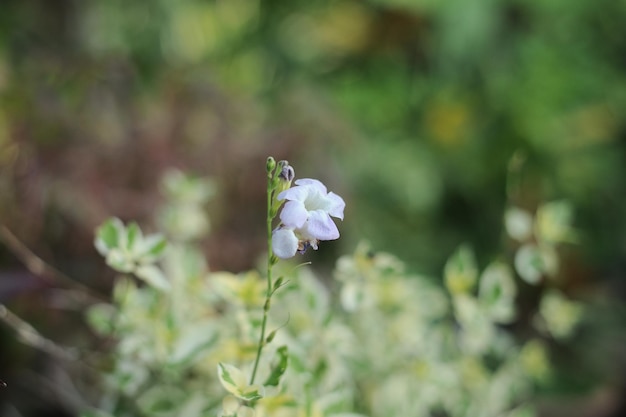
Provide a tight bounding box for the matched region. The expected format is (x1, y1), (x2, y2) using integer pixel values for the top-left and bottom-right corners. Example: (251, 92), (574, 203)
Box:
(326, 192), (346, 220)
(304, 210), (339, 240)
(272, 228), (299, 259)
(280, 200), (308, 228)
(277, 185), (310, 202)
(294, 178), (327, 194)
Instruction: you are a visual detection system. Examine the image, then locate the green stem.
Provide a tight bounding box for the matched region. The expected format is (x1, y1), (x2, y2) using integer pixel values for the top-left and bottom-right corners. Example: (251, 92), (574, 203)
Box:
(249, 180), (275, 385)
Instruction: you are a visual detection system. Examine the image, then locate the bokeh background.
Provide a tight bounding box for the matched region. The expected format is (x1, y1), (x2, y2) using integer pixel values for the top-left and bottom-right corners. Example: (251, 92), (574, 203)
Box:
(0, 0), (625, 416)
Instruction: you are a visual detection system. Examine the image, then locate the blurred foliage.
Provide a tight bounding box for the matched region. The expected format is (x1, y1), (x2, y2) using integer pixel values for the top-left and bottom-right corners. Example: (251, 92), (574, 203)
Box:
(83, 171), (582, 417)
(0, 0), (625, 415)
(0, 0), (624, 275)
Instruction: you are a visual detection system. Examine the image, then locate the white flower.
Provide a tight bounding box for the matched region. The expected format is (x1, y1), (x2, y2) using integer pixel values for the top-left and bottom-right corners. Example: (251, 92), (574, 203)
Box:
(272, 179), (345, 259)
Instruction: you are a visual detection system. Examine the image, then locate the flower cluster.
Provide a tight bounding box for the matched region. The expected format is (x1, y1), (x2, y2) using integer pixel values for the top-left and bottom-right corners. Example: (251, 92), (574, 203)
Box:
(272, 177), (346, 259)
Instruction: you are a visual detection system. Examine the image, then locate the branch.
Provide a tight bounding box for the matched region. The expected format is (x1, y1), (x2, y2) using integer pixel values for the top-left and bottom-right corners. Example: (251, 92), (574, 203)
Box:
(0, 303), (78, 362)
(0, 225), (105, 302)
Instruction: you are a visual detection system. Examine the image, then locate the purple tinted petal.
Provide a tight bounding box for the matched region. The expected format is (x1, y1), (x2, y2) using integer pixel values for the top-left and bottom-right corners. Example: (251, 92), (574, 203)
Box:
(280, 200), (308, 228)
(273, 228), (298, 259)
(294, 178), (327, 194)
(304, 210), (340, 241)
(326, 192), (346, 220)
(277, 185), (310, 202)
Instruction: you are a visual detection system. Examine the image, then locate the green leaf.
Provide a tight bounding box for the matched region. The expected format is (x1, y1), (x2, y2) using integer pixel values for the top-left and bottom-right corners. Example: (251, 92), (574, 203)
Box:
(444, 245), (478, 294)
(134, 264), (171, 291)
(264, 346), (289, 387)
(514, 244), (558, 285)
(126, 222), (142, 250)
(538, 290), (583, 339)
(519, 339), (550, 382)
(217, 363), (264, 401)
(239, 387), (264, 402)
(217, 363), (240, 392)
(86, 303), (116, 335)
(535, 200), (576, 244)
(145, 235), (168, 257)
(136, 234), (168, 263)
(94, 217), (124, 255)
(479, 262), (517, 323)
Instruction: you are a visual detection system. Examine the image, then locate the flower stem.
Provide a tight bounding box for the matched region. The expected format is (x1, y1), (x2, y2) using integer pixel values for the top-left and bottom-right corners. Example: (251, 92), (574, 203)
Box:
(249, 176), (275, 385)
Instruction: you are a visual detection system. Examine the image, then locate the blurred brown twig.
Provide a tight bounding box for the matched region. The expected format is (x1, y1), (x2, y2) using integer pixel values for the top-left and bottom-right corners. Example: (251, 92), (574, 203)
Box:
(0, 225), (105, 303)
(0, 303), (78, 362)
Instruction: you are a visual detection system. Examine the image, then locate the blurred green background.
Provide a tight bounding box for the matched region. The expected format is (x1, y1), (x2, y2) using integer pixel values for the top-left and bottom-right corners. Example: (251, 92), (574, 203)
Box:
(0, 0), (625, 416)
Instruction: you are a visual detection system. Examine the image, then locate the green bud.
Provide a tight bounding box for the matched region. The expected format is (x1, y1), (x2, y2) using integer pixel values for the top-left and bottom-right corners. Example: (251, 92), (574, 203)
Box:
(266, 329), (278, 343)
(270, 176), (280, 190)
(270, 160), (295, 216)
(273, 276), (284, 291)
(269, 205), (279, 219)
(266, 156), (276, 174)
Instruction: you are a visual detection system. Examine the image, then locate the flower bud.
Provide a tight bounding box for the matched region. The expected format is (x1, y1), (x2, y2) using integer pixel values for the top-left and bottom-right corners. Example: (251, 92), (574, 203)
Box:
(266, 329), (278, 343)
(270, 161), (295, 218)
(266, 156), (277, 174)
(276, 162), (294, 193)
(277, 160), (295, 183)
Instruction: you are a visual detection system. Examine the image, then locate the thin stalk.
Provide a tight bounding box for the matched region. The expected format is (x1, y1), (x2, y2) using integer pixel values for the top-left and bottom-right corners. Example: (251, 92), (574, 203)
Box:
(249, 179), (275, 385)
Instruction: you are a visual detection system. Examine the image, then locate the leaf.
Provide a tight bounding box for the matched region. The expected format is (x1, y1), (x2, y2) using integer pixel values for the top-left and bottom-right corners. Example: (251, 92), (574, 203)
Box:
(444, 245), (478, 294)
(217, 363), (264, 401)
(479, 262), (517, 324)
(535, 200), (576, 244)
(514, 244), (558, 285)
(125, 222), (142, 251)
(137, 234), (168, 262)
(504, 207), (533, 242)
(519, 339), (550, 382)
(94, 217), (124, 255)
(238, 386), (264, 402)
(86, 303), (116, 335)
(135, 264), (171, 291)
(264, 346), (289, 387)
(217, 363), (247, 396)
(538, 290), (583, 339)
